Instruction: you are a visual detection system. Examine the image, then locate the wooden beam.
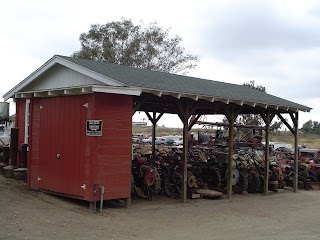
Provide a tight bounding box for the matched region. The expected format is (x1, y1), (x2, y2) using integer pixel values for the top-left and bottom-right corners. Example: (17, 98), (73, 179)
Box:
(144, 111), (164, 160)
(264, 111), (271, 195)
(181, 103), (189, 203)
(155, 112), (164, 123)
(277, 113), (295, 134)
(132, 98), (146, 115)
(21, 93), (33, 98)
(173, 99), (186, 120)
(145, 111), (153, 123)
(218, 98), (229, 104)
(269, 105), (279, 110)
(224, 107), (240, 124)
(234, 108), (242, 119)
(229, 100), (244, 106)
(224, 108), (232, 123)
(169, 93), (181, 99)
(64, 89), (81, 95)
(152, 112), (156, 160)
(257, 103), (268, 109)
(292, 112), (299, 192)
(81, 87), (92, 93)
(189, 102), (201, 115)
(48, 90), (58, 96)
(33, 92), (47, 98)
(188, 115), (201, 131)
(225, 107), (235, 199)
(270, 112), (276, 123)
(245, 102), (256, 107)
(260, 111), (275, 126)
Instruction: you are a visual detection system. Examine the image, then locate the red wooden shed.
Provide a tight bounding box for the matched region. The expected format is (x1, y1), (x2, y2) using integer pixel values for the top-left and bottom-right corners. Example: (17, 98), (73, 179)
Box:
(4, 56), (142, 204)
(4, 55), (311, 204)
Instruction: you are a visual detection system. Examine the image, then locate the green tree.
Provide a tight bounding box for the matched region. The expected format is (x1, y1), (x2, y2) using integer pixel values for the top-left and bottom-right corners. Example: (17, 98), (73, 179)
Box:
(237, 80), (266, 127)
(303, 120), (313, 128)
(270, 120), (283, 132)
(235, 81), (281, 137)
(301, 120), (320, 134)
(72, 18), (198, 74)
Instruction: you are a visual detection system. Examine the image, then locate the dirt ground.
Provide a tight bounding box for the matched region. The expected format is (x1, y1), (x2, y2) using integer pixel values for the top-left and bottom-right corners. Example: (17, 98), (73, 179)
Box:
(0, 175), (320, 240)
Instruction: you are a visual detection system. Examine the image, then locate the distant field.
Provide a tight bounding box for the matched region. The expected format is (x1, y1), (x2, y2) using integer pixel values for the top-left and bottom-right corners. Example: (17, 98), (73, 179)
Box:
(270, 131), (320, 149)
(133, 126), (320, 149)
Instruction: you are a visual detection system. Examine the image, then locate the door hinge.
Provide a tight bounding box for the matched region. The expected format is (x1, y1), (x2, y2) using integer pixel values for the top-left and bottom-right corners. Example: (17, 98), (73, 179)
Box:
(38, 177), (41, 181)
(40, 105), (43, 110)
(81, 184), (86, 190)
(83, 103), (88, 108)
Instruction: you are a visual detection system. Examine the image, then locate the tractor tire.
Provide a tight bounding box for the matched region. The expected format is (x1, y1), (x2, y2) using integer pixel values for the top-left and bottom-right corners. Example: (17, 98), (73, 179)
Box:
(309, 170), (317, 177)
(247, 171), (260, 193)
(233, 171), (248, 194)
(165, 174), (181, 198)
(315, 169), (320, 182)
(307, 175), (318, 182)
(298, 175), (307, 189)
(205, 168), (222, 191)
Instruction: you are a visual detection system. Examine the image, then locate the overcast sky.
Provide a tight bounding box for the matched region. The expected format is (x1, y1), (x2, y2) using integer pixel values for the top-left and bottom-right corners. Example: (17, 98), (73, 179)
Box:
(1, 0), (319, 128)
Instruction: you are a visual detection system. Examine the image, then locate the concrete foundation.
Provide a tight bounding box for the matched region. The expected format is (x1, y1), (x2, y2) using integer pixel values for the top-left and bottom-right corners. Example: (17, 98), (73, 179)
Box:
(3, 165), (16, 178)
(0, 162), (9, 175)
(14, 168), (28, 180)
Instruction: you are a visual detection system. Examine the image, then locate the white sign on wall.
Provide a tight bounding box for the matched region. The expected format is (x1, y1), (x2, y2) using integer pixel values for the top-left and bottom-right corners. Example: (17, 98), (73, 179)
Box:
(86, 120), (103, 136)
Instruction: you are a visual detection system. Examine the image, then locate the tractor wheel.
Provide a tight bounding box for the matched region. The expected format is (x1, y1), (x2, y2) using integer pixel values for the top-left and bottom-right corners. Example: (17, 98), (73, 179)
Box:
(233, 171), (248, 194)
(206, 168), (222, 190)
(165, 174), (181, 198)
(309, 170), (317, 177)
(247, 171), (260, 193)
(298, 175), (307, 189)
(307, 175), (318, 182)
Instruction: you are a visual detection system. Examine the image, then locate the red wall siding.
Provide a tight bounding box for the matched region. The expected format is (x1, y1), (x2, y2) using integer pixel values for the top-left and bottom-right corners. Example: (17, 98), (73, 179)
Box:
(84, 94), (95, 201)
(16, 99), (26, 150)
(94, 92), (132, 201)
(37, 95), (87, 198)
(29, 98), (41, 190)
(23, 92), (132, 202)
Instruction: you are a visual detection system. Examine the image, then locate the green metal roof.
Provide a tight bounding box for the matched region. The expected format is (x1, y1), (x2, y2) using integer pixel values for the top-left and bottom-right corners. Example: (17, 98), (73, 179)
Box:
(58, 55), (311, 111)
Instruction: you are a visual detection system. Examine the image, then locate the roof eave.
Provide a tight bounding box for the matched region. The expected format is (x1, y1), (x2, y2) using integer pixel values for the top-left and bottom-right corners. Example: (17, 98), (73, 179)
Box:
(3, 55), (126, 101)
(141, 88), (312, 113)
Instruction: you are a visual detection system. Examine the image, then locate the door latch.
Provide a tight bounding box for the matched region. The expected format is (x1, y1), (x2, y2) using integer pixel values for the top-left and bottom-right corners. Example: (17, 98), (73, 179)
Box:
(57, 154), (60, 159)
(81, 184), (86, 190)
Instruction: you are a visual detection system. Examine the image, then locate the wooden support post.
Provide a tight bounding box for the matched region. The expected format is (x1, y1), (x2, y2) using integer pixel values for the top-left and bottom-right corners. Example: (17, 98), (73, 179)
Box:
(224, 108), (235, 200)
(182, 104), (189, 203)
(125, 197), (131, 208)
(293, 113), (299, 192)
(152, 112), (156, 160)
(277, 112), (298, 192)
(145, 111), (164, 161)
(188, 114), (201, 132)
(264, 112), (270, 195)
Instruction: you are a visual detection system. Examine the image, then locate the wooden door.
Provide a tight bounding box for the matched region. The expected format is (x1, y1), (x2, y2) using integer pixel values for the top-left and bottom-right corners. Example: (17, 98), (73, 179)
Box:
(39, 95), (86, 197)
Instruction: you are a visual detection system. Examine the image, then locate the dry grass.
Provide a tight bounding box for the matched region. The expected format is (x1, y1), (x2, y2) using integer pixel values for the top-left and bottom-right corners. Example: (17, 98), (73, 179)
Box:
(270, 131), (320, 149)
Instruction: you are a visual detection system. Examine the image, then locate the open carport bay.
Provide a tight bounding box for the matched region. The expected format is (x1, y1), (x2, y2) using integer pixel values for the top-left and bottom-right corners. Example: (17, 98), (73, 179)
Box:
(0, 175), (319, 240)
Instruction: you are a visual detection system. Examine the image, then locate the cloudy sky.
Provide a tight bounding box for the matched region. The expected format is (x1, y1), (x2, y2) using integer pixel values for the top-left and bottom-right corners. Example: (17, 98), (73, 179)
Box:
(1, 0), (319, 128)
